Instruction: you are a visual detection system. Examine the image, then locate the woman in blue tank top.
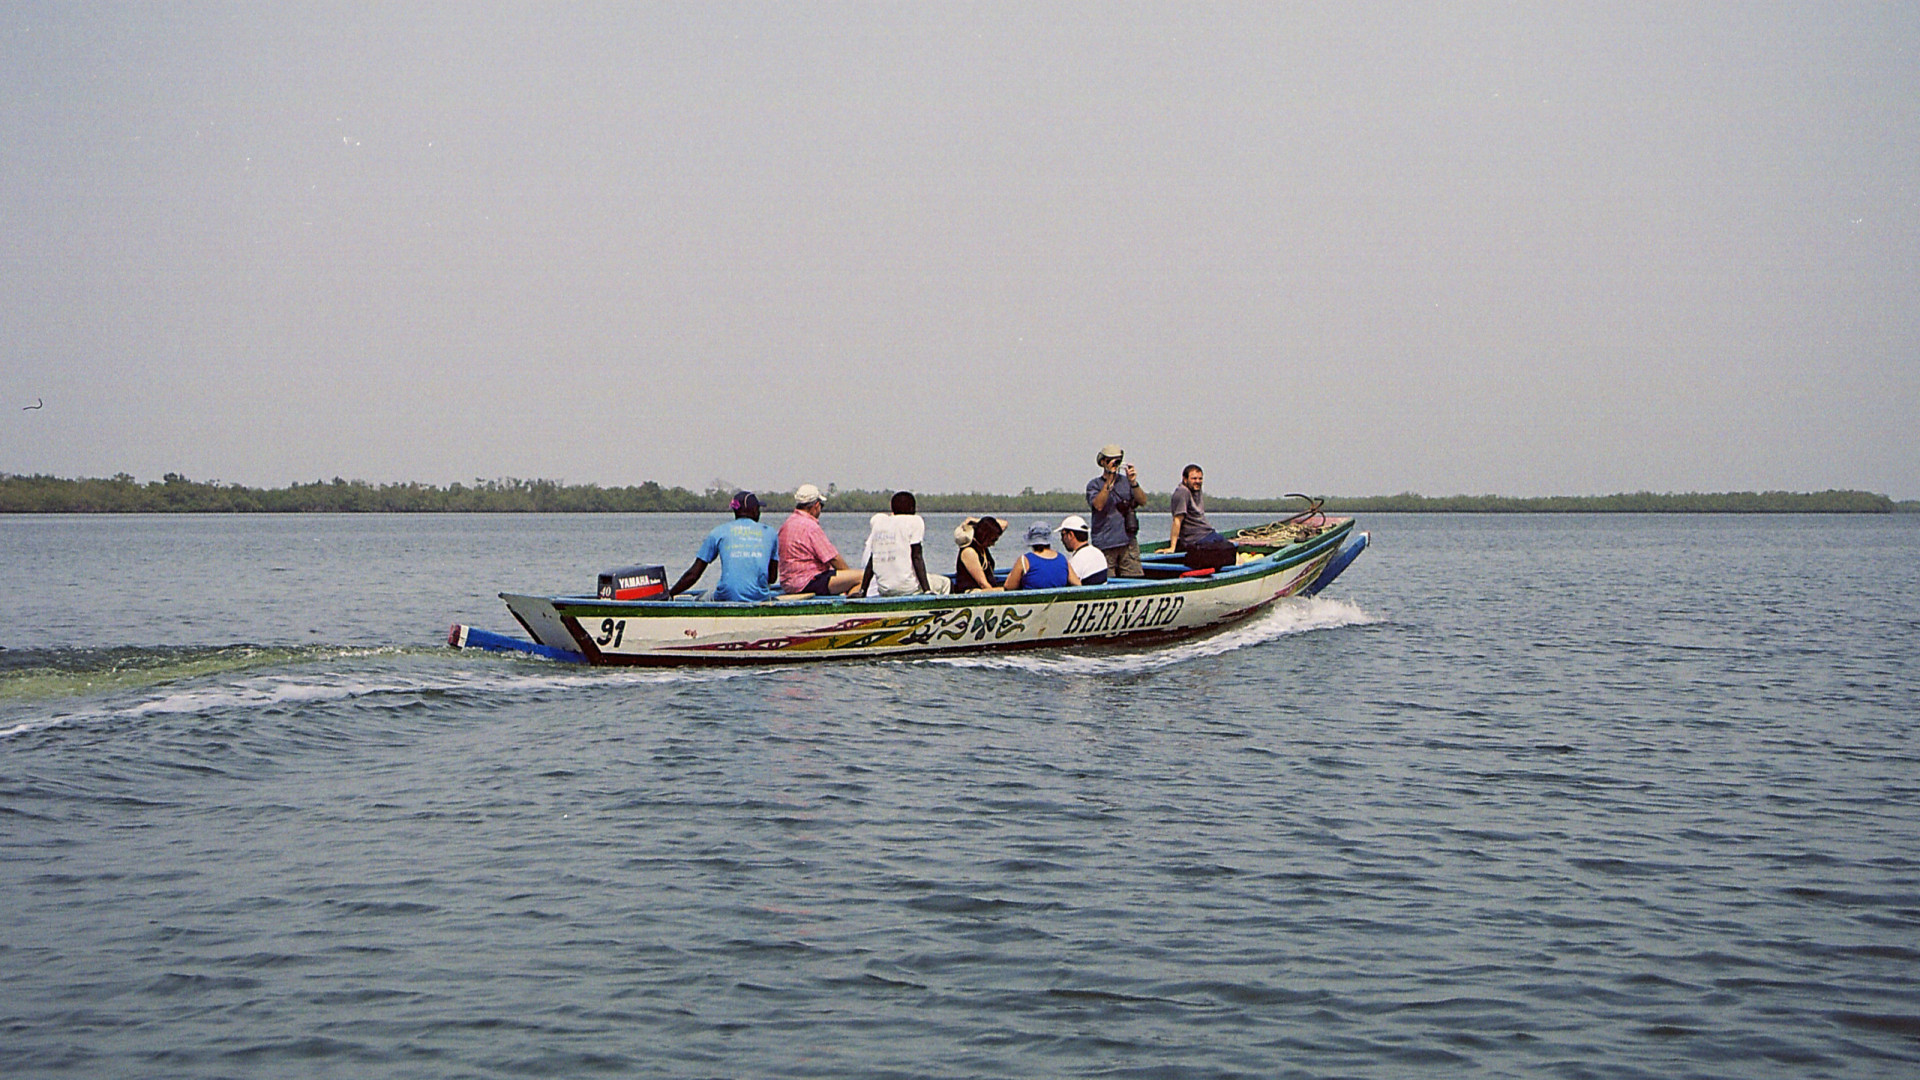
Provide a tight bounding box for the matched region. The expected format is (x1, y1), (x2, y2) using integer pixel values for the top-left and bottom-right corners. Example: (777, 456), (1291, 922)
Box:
(1003, 520), (1076, 590)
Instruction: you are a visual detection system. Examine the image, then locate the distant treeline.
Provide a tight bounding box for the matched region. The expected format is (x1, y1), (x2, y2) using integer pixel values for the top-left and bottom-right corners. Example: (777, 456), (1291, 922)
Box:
(1319, 491), (1911, 514)
(0, 473), (1911, 514)
(0, 473), (723, 513)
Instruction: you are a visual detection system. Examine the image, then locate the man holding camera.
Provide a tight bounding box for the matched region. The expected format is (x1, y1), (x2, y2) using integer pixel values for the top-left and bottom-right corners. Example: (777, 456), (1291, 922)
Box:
(1085, 443), (1147, 578)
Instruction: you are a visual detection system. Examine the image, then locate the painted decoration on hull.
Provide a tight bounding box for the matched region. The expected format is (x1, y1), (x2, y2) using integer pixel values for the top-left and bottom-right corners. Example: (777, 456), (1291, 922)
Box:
(658, 605), (1039, 655)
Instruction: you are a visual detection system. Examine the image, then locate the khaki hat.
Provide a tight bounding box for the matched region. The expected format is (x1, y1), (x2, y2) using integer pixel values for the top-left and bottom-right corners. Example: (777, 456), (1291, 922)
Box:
(1096, 444), (1124, 463)
(793, 483), (825, 505)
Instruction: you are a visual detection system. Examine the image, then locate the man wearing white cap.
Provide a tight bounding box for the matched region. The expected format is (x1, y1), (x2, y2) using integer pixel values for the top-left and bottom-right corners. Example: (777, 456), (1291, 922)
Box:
(1086, 444), (1146, 577)
(1058, 515), (1109, 586)
(777, 484), (861, 595)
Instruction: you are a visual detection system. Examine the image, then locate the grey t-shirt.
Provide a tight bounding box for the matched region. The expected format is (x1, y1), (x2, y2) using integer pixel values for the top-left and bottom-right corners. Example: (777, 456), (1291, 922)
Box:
(1170, 484), (1211, 548)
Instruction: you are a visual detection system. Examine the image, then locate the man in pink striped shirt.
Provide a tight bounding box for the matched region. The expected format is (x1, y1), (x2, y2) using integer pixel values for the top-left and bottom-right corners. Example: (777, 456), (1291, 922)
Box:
(777, 484), (862, 596)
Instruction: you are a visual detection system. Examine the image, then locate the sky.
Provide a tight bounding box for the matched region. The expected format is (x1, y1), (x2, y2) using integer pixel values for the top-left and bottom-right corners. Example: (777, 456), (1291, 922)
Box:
(3, 3), (1916, 499)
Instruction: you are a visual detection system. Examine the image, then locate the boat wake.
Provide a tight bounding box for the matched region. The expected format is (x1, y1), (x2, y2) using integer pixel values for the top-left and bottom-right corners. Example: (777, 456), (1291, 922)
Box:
(0, 644), (335, 705)
(0, 645), (761, 740)
(926, 595), (1375, 675)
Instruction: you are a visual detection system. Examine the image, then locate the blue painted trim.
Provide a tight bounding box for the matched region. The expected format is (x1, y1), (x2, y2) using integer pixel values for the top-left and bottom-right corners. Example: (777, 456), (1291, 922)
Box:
(451, 624), (586, 663)
(1302, 532), (1368, 596)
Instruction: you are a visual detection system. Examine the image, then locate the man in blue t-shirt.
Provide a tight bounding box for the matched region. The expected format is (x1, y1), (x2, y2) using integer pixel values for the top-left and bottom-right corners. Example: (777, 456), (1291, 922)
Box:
(669, 491), (780, 601)
(1086, 443), (1147, 577)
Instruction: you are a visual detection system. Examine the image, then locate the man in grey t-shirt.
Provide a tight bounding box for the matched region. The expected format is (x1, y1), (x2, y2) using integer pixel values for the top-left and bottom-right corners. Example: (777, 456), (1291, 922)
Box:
(1168, 464), (1212, 551)
(1169, 464), (1236, 569)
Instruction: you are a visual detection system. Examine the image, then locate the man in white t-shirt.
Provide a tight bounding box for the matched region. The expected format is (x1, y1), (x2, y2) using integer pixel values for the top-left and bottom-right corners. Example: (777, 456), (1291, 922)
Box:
(857, 491), (951, 596)
(1058, 515), (1109, 586)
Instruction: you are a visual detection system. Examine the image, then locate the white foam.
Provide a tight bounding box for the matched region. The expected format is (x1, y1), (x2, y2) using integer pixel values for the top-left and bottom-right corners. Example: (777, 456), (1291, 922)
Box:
(0, 652), (763, 739)
(926, 595), (1375, 675)
(0, 717), (70, 739)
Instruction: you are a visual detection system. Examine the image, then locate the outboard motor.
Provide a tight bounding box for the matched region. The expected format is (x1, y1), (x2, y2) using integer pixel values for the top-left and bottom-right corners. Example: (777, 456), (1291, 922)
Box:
(597, 564), (670, 600)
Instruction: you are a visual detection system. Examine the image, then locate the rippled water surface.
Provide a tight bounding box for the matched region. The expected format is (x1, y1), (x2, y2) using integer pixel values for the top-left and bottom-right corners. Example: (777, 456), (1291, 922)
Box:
(3, 512), (1917, 1078)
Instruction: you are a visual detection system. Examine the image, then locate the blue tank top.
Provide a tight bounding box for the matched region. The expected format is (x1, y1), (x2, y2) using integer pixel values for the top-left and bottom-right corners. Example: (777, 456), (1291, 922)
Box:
(1017, 550), (1070, 589)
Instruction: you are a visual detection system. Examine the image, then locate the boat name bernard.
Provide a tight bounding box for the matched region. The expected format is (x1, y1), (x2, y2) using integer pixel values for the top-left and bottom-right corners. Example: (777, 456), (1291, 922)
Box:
(1061, 595), (1185, 637)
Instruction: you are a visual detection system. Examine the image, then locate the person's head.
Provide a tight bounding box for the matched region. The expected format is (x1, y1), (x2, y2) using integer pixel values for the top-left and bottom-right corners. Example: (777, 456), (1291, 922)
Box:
(793, 483), (825, 517)
(1058, 514), (1090, 551)
(890, 490), (917, 516)
(1024, 521), (1053, 550)
(973, 516), (1005, 547)
(1182, 464), (1204, 492)
(1096, 444), (1124, 469)
(730, 491), (761, 520)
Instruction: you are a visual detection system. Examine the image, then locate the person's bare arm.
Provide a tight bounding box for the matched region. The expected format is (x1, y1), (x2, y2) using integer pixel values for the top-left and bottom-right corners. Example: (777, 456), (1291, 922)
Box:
(910, 543), (931, 592)
(670, 558), (708, 596)
(1090, 463), (1118, 511)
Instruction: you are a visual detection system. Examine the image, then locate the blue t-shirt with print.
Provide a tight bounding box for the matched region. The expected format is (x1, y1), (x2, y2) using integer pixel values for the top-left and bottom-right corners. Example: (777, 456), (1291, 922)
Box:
(696, 519), (779, 601)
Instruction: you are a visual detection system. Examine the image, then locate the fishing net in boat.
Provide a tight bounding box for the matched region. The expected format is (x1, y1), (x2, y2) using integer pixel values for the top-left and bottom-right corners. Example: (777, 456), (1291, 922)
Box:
(1233, 520), (1323, 547)
(1233, 494), (1330, 547)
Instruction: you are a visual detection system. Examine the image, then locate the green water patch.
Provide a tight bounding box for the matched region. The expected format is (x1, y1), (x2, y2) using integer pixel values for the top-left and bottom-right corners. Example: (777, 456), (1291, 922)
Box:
(0, 645), (363, 704)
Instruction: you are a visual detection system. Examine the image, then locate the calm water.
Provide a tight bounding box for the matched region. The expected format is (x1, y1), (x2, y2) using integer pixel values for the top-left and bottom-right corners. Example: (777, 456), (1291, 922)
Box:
(2, 512), (1916, 1078)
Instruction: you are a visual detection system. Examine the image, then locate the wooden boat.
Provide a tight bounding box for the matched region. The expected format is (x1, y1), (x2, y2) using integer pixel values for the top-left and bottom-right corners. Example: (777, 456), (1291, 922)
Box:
(452, 516), (1367, 666)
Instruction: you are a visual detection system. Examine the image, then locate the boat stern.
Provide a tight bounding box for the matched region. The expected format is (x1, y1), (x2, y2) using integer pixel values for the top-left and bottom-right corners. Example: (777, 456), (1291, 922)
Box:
(501, 593), (586, 653)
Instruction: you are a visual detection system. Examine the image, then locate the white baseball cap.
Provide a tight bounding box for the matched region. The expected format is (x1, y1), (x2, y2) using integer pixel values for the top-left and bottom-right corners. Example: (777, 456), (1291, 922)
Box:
(1058, 514), (1090, 533)
(794, 483), (825, 505)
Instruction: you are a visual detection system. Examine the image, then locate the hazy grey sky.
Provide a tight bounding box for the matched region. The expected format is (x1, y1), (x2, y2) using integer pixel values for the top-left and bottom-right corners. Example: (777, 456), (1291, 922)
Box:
(4, 4), (1915, 497)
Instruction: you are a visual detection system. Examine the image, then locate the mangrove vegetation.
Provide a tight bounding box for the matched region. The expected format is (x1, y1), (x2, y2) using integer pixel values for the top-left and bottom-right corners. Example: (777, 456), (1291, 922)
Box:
(0, 473), (1908, 514)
